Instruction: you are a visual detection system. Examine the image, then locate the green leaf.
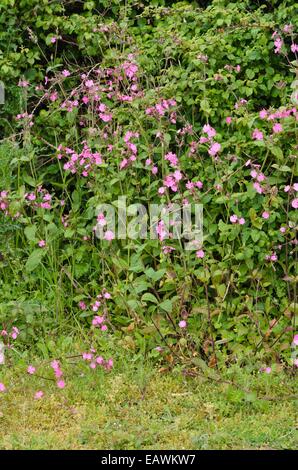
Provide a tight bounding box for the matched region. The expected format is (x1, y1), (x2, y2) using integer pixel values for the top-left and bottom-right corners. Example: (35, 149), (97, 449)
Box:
(200, 98), (211, 114)
(25, 249), (44, 272)
(145, 268), (166, 282)
(217, 284), (226, 298)
(270, 146), (283, 160)
(159, 299), (173, 313)
(24, 225), (37, 241)
(141, 293), (158, 304)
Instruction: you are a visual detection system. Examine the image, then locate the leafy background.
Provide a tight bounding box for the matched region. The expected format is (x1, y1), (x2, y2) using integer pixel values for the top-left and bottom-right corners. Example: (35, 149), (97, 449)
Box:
(0, 0), (297, 370)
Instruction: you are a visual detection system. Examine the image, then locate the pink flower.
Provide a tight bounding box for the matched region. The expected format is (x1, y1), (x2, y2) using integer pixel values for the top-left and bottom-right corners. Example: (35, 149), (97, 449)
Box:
(280, 226), (286, 233)
(99, 113), (112, 122)
(96, 356), (104, 365)
(97, 213), (106, 226)
(0, 383), (6, 392)
(179, 320), (187, 328)
(291, 43), (298, 53)
(18, 79), (29, 87)
(283, 24), (293, 34)
(92, 315), (104, 326)
(34, 390), (44, 399)
(50, 360), (60, 370)
(50, 37), (57, 44)
(186, 181), (194, 190)
(272, 123), (283, 133)
(106, 358), (113, 370)
(252, 129), (263, 141)
(262, 211), (270, 219)
(101, 325), (108, 331)
(257, 173), (265, 182)
(82, 353), (93, 361)
(38, 240), (46, 248)
(54, 368), (63, 378)
(79, 301), (86, 310)
(253, 182), (264, 194)
(291, 198), (298, 209)
(27, 365), (36, 375)
(238, 217), (245, 225)
(230, 214), (238, 223)
(196, 249), (205, 258)
(62, 69), (70, 77)
(50, 92), (58, 102)
(104, 230), (115, 241)
(264, 367), (271, 374)
(11, 326), (19, 340)
(156, 220), (167, 241)
(250, 169), (257, 179)
(226, 116), (232, 124)
(162, 246), (175, 254)
(293, 334), (298, 346)
(202, 124), (216, 138)
(274, 37), (283, 54)
(165, 152), (178, 167)
(259, 109), (267, 119)
(57, 380), (65, 389)
(85, 79), (94, 88)
(208, 142), (221, 156)
(173, 170), (182, 181)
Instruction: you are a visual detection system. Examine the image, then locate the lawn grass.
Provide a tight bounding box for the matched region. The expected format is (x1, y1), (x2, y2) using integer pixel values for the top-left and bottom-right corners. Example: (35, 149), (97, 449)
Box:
(0, 355), (297, 450)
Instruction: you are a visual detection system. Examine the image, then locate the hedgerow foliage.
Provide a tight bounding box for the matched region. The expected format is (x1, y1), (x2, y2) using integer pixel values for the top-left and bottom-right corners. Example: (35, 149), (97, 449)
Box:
(0, 0), (297, 367)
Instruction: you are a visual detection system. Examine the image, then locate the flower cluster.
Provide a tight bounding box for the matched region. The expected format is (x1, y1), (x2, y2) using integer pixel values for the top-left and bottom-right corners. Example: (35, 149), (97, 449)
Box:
(58, 142), (103, 177)
(145, 98), (176, 121)
(199, 124), (221, 157)
(82, 350), (113, 371)
(1, 326), (20, 347)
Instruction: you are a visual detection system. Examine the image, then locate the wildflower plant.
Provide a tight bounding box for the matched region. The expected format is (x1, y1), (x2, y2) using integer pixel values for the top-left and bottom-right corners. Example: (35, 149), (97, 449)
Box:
(0, 0), (297, 386)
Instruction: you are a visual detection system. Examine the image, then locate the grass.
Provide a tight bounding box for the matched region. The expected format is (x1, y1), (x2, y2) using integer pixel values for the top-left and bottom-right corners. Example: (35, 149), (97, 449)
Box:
(0, 351), (297, 450)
